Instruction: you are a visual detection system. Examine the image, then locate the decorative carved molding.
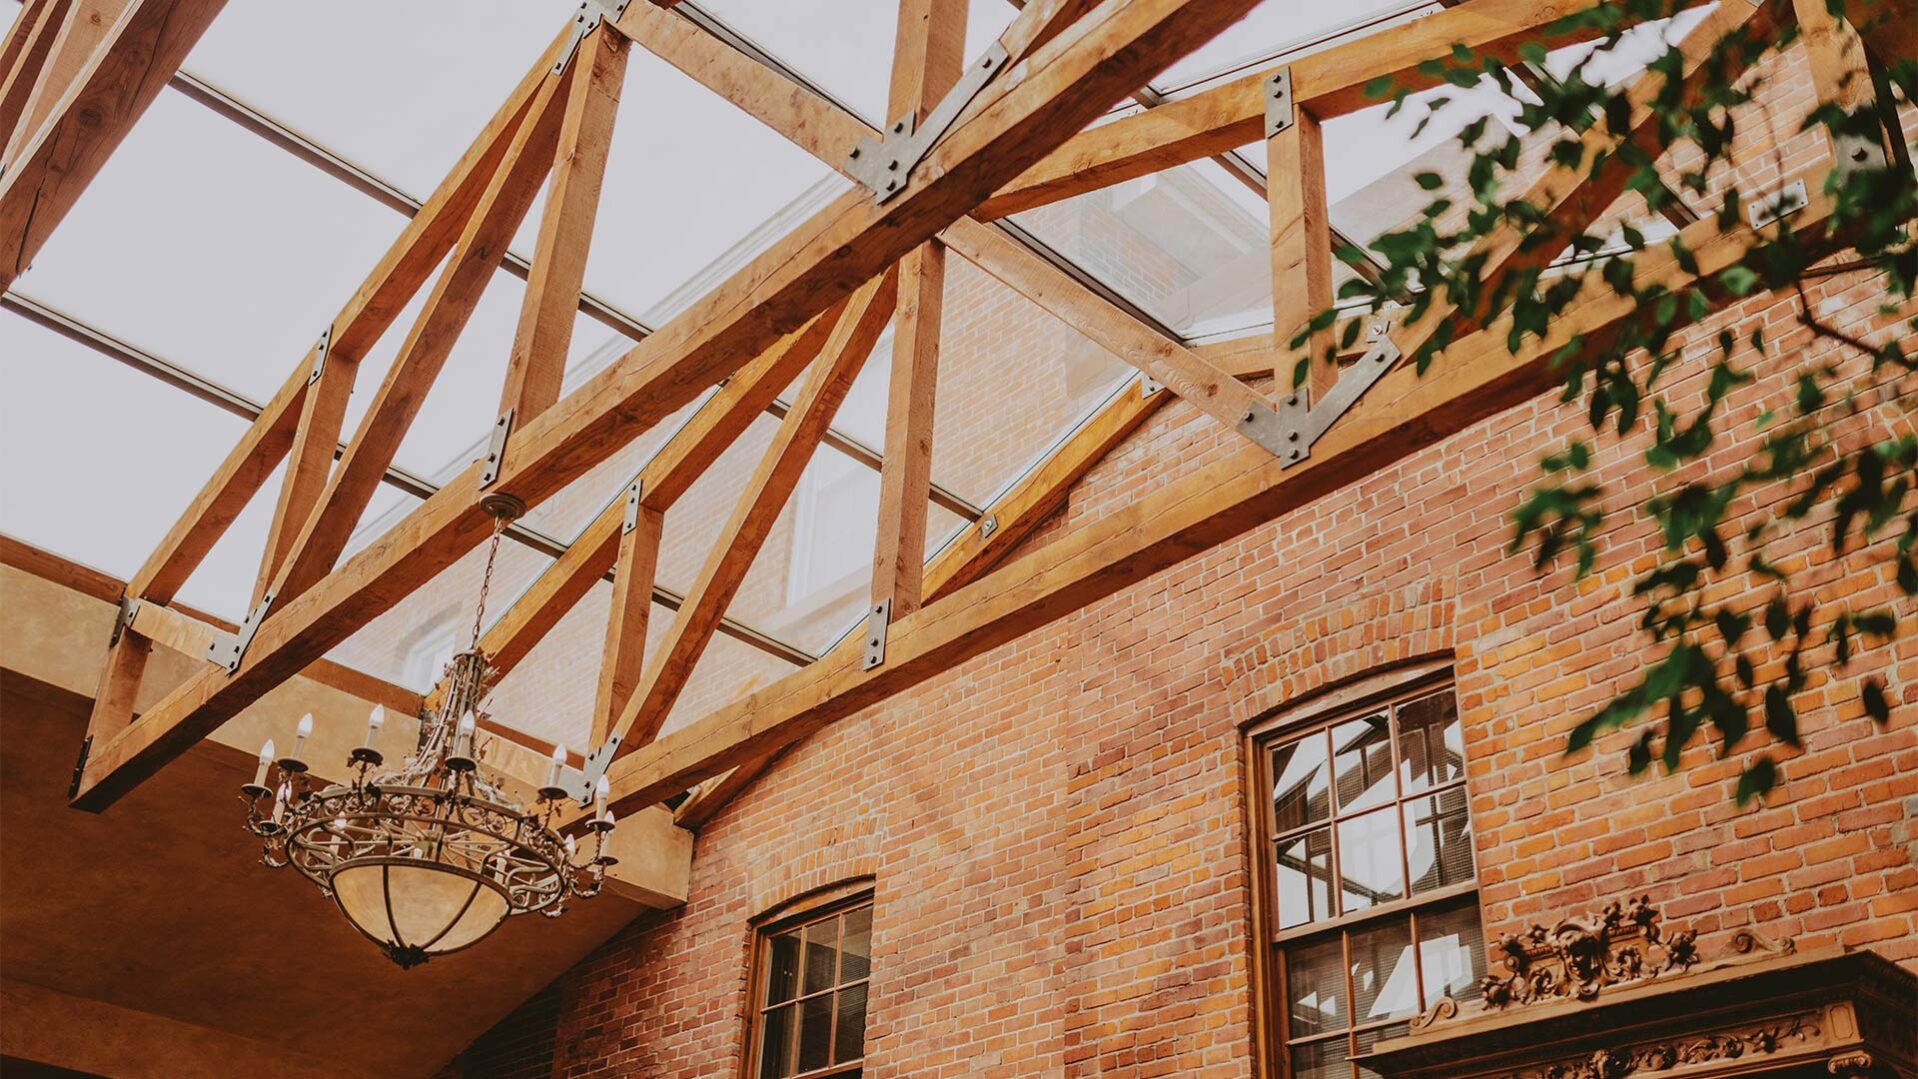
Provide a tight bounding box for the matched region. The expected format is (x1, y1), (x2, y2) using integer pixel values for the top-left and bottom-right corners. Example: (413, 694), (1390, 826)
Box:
(1517, 1013), (1822, 1079)
(1471, 896), (1716, 1012)
(1412, 895), (1802, 1035)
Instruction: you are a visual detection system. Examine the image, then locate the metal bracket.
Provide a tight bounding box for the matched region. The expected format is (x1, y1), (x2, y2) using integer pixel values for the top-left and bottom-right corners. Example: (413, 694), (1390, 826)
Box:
(205, 593), (274, 673)
(1139, 375), (1164, 398)
(979, 514), (999, 539)
(1270, 312), (1403, 469)
(109, 596), (139, 646)
(68, 735), (92, 799)
(560, 733), (623, 806)
(307, 326), (332, 386)
(1235, 399), (1294, 457)
(479, 410), (514, 489)
(1831, 132), (1889, 179)
(621, 478), (644, 534)
(861, 599), (891, 671)
(554, 0), (630, 75)
(846, 42), (1010, 201)
(1263, 67), (1294, 138)
(1746, 179), (1808, 229)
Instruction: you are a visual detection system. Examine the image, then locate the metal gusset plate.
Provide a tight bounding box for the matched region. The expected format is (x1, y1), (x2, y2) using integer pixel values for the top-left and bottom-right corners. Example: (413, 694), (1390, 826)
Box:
(846, 43), (1011, 201)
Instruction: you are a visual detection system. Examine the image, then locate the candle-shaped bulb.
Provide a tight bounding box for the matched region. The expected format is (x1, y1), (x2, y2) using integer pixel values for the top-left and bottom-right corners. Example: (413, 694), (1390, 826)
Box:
(457, 711), (477, 756)
(545, 743), (566, 788)
(564, 834), (577, 858)
(595, 774), (610, 808)
(365, 703), (385, 745)
(292, 713), (313, 758)
(252, 739), (274, 786)
(602, 808), (616, 830)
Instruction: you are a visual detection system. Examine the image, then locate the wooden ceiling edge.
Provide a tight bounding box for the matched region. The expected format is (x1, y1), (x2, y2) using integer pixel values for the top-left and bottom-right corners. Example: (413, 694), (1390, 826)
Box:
(0, 533), (426, 726)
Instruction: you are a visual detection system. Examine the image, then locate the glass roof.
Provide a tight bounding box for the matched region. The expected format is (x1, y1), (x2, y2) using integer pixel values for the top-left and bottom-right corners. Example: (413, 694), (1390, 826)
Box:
(0, 0), (1684, 742)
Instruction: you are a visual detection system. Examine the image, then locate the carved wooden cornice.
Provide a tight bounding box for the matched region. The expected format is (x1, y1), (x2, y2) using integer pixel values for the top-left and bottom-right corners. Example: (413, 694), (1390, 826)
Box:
(1364, 897), (1917, 1079)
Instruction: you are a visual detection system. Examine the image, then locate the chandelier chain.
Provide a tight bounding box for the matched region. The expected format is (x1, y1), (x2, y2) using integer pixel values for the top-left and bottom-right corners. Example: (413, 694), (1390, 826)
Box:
(469, 515), (509, 652)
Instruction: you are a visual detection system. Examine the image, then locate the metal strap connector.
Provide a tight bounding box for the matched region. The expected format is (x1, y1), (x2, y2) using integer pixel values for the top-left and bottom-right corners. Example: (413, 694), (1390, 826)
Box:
(205, 593), (274, 673)
(479, 409), (515, 489)
(307, 326), (332, 385)
(554, 0), (631, 75)
(846, 43), (1010, 201)
(622, 478), (645, 534)
(1264, 68), (1294, 138)
(861, 599), (891, 671)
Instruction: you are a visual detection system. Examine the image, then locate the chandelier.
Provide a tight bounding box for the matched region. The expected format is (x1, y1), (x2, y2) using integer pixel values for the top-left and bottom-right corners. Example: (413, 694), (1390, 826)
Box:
(239, 504), (616, 968)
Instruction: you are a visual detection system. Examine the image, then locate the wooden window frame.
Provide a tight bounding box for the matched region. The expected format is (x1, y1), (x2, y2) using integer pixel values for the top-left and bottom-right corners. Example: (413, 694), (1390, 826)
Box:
(1241, 659), (1485, 1079)
(743, 881), (875, 1079)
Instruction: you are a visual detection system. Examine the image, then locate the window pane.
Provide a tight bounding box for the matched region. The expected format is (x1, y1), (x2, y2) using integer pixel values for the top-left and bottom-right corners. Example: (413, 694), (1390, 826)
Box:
(1287, 1036), (1351, 1079)
(1335, 808), (1404, 913)
(1416, 901), (1486, 1010)
(1354, 1021), (1412, 1079)
(1283, 935), (1346, 1038)
(1273, 733), (1332, 832)
(767, 932), (801, 1005)
(1396, 692), (1462, 793)
(1403, 790), (1475, 896)
(840, 906), (873, 984)
(759, 1003), (795, 1079)
(797, 994), (835, 1073)
(1276, 827), (1335, 930)
(1348, 917), (1419, 1025)
(834, 982), (869, 1065)
(802, 918), (840, 996)
(1332, 714), (1395, 813)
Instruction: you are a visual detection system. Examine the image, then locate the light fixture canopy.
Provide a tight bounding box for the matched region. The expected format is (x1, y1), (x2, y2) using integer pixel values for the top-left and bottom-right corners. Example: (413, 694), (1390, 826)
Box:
(240, 517), (614, 968)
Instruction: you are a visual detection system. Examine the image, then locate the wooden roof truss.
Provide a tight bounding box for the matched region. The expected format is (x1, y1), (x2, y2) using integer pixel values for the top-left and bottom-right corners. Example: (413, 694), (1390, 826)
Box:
(0, 0), (1901, 825)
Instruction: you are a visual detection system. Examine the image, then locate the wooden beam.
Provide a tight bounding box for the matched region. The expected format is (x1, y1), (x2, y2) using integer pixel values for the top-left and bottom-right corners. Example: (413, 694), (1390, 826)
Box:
(125, 363), (307, 605)
(126, 598), (223, 659)
(0, 0), (71, 164)
(0, 0), (227, 288)
(252, 341), (354, 605)
(421, 302), (849, 715)
(974, 0), (1631, 221)
(612, 270), (899, 751)
(592, 489), (661, 745)
(940, 216), (1274, 439)
(83, 632), (148, 748)
(1266, 108), (1334, 395)
(263, 66), (570, 608)
(500, 23), (628, 424)
(4, 0), (129, 167)
(871, 0), (967, 619)
(610, 3), (869, 164)
(69, 0), (1271, 811)
(121, 24), (576, 607)
(588, 184), (1845, 819)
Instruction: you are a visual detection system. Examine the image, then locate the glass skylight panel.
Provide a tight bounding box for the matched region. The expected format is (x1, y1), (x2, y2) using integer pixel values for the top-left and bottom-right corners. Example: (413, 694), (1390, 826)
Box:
(1148, 0), (1438, 97)
(0, 312), (248, 609)
(928, 256), (1135, 506)
(13, 88), (407, 405)
(689, 0), (1014, 127)
(183, 0), (582, 197)
(726, 450), (880, 658)
(571, 47), (846, 326)
(1008, 155), (1274, 344)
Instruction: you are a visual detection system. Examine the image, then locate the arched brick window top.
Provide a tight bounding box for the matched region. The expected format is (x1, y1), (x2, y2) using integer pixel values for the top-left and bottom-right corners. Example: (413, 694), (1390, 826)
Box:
(1246, 665), (1485, 1079)
(745, 878), (875, 1079)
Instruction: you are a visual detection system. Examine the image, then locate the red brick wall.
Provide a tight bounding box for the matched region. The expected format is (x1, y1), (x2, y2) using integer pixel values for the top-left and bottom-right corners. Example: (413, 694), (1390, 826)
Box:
(435, 34), (1918, 1079)
(439, 250), (1915, 1077)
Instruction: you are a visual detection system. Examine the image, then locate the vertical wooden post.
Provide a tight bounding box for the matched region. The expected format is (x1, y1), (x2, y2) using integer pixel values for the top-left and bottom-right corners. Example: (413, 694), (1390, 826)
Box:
(253, 334), (353, 604)
(1792, 0), (1890, 170)
(593, 483), (662, 745)
(500, 24), (628, 424)
(870, 0), (967, 619)
(1267, 106), (1334, 398)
